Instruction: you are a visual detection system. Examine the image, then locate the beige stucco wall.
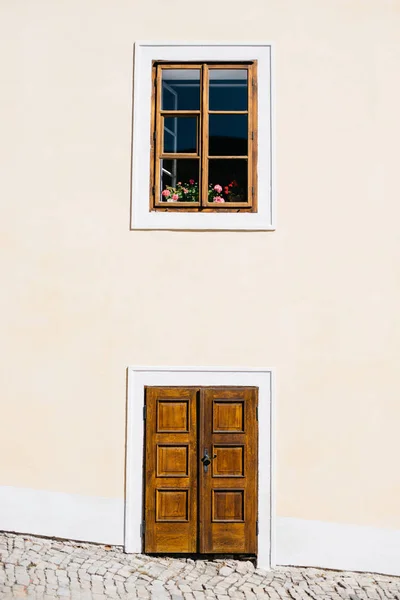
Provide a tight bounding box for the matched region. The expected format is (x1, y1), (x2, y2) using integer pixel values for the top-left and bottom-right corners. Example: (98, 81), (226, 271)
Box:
(1, 0), (399, 531)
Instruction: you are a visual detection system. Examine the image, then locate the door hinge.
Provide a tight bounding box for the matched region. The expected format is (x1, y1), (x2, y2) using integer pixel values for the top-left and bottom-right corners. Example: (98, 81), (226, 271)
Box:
(153, 131), (156, 142)
(252, 186), (254, 198)
(140, 521), (145, 537)
(143, 405), (147, 420)
(251, 131), (254, 141)
(152, 186), (155, 197)
(256, 520), (259, 536)
(256, 406), (258, 421)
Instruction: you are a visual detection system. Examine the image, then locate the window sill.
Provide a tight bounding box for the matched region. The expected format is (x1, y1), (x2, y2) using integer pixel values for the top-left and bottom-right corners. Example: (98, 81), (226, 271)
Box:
(131, 209), (275, 231)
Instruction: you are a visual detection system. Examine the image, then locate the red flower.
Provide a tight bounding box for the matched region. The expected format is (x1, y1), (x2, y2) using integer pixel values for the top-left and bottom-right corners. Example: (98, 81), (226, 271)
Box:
(189, 179), (195, 185)
(231, 179), (238, 187)
(224, 186), (229, 195)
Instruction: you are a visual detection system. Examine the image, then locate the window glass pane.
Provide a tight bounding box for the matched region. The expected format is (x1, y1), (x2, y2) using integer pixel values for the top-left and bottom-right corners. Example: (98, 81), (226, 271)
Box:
(208, 159), (248, 203)
(209, 114), (248, 156)
(160, 159), (200, 202)
(209, 69), (248, 111)
(163, 117), (197, 154)
(162, 69), (200, 110)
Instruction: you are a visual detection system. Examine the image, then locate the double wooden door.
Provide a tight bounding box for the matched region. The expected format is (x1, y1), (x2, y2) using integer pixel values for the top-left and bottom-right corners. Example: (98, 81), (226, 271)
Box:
(144, 386), (258, 554)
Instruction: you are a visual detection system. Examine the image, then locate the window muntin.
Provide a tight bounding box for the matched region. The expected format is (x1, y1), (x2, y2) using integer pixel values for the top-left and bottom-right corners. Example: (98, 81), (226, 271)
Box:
(150, 62), (257, 212)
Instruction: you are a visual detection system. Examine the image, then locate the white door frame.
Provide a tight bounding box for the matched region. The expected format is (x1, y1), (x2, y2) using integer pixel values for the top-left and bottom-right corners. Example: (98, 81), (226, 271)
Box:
(125, 366), (275, 569)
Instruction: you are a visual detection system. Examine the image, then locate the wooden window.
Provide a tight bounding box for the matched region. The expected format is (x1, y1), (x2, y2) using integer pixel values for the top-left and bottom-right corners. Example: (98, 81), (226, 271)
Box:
(150, 62), (258, 212)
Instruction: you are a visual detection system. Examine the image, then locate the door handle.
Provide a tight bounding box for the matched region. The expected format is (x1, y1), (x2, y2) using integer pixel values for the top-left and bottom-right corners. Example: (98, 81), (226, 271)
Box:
(201, 448), (217, 473)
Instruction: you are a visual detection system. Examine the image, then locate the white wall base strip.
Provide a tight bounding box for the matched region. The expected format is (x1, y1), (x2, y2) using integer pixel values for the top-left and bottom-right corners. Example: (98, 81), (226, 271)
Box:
(2, 487), (400, 576)
(0, 485), (124, 546)
(276, 517), (400, 576)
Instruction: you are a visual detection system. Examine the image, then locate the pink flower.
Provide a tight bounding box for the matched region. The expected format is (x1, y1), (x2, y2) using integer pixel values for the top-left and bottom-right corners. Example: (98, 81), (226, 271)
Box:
(183, 188), (188, 194)
(172, 194), (179, 201)
(214, 184), (222, 193)
(162, 189), (170, 197)
(177, 181), (182, 185)
(189, 179), (195, 185)
(214, 196), (225, 203)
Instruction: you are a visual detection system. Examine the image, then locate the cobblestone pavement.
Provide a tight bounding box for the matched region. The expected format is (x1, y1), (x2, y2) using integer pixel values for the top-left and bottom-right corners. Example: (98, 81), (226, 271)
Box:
(1, 532), (400, 599)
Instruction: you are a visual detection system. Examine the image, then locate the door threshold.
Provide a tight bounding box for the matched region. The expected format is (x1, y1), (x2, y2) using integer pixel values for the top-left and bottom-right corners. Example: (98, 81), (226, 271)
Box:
(143, 553), (257, 566)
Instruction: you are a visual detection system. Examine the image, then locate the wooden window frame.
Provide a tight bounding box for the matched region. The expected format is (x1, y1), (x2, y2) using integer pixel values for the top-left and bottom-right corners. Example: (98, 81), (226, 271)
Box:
(149, 61), (258, 213)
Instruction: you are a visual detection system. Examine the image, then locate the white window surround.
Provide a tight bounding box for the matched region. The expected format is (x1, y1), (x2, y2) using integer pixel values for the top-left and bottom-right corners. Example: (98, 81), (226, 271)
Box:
(125, 366), (275, 570)
(131, 42), (275, 231)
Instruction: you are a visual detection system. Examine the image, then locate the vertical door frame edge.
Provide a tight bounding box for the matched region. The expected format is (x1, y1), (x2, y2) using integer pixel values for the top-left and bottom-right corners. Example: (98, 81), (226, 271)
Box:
(125, 366), (276, 570)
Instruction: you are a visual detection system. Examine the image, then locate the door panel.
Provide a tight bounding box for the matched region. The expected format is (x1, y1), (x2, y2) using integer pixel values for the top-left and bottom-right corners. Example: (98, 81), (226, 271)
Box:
(144, 386), (257, 555)
(144, 387), (198, 553)
(199, 387), (258, 554)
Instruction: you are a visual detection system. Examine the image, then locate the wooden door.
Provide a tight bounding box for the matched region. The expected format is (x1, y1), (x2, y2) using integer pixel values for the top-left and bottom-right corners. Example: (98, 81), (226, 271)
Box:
(144, 387), (198, 553)
(199, 387), (258, 554)
(144, 386), (258, 554)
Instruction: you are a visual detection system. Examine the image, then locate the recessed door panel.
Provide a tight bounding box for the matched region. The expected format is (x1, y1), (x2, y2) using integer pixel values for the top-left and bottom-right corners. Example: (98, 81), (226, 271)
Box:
(156, 445), (189, 477)
(213, 400), (244, 432)
(212, 489), (244, 521)
(213, 446), (245, 477)
(156, 489), (189, 521)
(157, 400), (189, 432)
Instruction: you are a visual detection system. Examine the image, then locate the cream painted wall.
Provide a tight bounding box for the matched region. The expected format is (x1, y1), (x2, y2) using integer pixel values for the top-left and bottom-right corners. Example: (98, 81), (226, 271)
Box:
(0, 0), (400, 531)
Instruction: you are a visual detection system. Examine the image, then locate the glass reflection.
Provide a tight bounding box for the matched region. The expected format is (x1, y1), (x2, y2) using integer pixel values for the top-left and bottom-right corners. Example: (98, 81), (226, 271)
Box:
(163, 117), (197, 154)
(208, 159), (248, 203)
(209, 69), (248, 111)
(160, 159), (200, 203)
(162, 69), (200, 110)
(209, 114), (248, 156)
